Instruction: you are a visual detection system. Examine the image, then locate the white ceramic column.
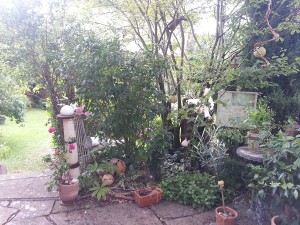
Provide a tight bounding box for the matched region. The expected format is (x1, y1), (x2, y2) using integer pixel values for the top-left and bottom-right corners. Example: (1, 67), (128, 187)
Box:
(58, 105), (80, 179)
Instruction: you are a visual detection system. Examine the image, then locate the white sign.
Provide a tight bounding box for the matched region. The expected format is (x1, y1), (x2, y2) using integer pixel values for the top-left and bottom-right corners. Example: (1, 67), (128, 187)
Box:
(216, 90), (258, 127)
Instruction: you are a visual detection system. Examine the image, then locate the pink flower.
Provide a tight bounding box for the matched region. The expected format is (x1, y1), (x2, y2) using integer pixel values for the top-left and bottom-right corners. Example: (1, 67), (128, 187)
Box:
(48, 127), (56, 133)
(75, 105), (85, 115)
(68, 143), (76, 151)
(75, 105), (93, 117)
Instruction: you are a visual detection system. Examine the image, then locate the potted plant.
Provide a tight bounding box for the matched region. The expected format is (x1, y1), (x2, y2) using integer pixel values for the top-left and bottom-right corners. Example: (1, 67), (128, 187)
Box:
(58, 172), (80, 205)
(215, 180), (238, 225)
(43, 127), (80, 205)
(134, 186), (163, 208)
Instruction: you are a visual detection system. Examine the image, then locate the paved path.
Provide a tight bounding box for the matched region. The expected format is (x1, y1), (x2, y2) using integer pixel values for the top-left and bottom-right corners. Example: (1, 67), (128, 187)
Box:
(0, 171), (261, 225)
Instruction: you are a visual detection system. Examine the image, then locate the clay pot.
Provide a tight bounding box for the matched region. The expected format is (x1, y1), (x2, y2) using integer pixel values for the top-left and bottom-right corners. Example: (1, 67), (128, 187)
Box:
(271, 215), (281, 225)
(247, 131), (260, 150)
(215, 206), (238, 225)
(0, 116), (6, 125)
(110, 158), (126, 175)
(101, 174), (114, 186)
(59, 180), (79, 205)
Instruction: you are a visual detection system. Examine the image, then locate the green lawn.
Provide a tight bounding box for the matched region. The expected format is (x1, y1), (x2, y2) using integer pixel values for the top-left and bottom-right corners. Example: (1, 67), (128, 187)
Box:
(0, 109), (52, 173)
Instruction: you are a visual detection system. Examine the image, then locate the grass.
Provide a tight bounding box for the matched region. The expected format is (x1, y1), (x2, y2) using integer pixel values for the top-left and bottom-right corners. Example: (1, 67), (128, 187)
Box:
(0, 109), (52, 173)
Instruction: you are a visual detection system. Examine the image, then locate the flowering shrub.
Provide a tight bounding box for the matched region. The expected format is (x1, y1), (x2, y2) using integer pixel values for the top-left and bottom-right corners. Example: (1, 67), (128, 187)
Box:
(43, 125), (70, 191)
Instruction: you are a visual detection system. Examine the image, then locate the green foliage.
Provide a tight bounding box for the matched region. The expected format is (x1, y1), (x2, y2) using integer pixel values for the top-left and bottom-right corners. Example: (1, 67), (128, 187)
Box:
(0, 143), (10, 159)
(146, 126), (172, 181)
(161, 172), (220, 209)
(115, 172), (145, 190)
(90, 183), (110, 201)
(240, 100), (275, 132)
(266, 90), (300, 125)
(191, 128), (228, 174)
(248, 132), (300, 223)
(217, 158), (249, 195)
(76, 42), (166, 162)
(0, 74), (27, 123)
(216, 127), (246, 148)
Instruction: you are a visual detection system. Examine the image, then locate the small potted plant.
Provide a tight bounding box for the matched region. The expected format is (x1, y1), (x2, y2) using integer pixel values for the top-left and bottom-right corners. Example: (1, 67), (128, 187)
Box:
(58, 172), (80, 205)
(134, 186), (163, 208)
(215, 180), (238, 225)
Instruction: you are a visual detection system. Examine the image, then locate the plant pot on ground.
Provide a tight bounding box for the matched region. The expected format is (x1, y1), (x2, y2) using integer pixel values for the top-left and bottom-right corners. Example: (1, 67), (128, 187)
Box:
(216, 180), (238, 225)
(134, 186), (163, 208)
(59, 177), (80, 205)
(216, 206), (238, 225)
(271, 215), (281, 225)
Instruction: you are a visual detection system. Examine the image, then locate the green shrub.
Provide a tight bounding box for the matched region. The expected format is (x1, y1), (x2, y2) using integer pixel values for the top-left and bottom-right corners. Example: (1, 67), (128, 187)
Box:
(216, 127), (246, 148)
(0, 144), (10, 159)
(266, 90), (300, 125)
(161, 172), (220, 209)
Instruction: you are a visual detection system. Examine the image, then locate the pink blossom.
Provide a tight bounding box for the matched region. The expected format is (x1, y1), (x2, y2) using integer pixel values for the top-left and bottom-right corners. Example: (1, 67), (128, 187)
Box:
(48, 127), (56, 133)
(75, 105), (85, 115)
(68, 143), (76, 150)
(75, 105), (93, 117)
(84, 112), (93, 117)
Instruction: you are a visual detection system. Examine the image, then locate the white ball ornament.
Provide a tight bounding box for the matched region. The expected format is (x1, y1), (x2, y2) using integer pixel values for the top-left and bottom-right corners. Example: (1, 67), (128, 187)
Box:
(60, 105), (75, 116)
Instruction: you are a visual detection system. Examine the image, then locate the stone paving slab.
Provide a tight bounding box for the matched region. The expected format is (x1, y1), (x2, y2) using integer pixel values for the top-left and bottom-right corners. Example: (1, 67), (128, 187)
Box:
(0, 206), (18, 224)
(0, 171), (53, 181)
(6, 216), (53, 225)
(165, 209), (215, 225)
(10, 200), (55, 220)
(150, 200), (204, 219)
(51, 199), (101, 214)
(0, 176), (58, 199)
(50, 203), (163, 225)
(0, 200), (10, 207)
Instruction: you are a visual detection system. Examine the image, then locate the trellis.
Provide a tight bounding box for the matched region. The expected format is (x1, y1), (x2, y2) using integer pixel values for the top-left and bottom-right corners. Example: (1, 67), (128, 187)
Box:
(74, 116), (91, 169)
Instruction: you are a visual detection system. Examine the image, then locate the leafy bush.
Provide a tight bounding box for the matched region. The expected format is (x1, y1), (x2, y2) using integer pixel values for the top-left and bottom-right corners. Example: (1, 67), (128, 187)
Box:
(216, 127), (246, 148)
(247, 132), (300, 224)
(0, 74), (27, 123)
(191, 128), (228, 174)
(161, 172), (220, 209)
(0, 143), (10, 159)
(146, 126), (172, 181)
(266, 90), (300, 125)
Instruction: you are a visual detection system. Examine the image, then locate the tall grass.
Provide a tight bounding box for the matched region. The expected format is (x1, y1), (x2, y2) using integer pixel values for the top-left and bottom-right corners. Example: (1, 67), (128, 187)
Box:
(0, 109), (52, 173)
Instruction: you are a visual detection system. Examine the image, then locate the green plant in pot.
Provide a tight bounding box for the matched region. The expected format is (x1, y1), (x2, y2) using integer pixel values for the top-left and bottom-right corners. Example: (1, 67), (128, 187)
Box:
(240, 101), (274, 150)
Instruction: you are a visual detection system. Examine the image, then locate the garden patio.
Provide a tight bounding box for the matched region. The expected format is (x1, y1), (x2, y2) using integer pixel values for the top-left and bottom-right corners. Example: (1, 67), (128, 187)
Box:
(0, 0), (300, 225)
(0, 171), (259, 225)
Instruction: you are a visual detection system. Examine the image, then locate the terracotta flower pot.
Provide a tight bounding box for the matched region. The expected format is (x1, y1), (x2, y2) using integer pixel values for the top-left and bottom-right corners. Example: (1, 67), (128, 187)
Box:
(271, 215), (281, 225)
(215, 206), (238, 225)
(134, 186), (163, 208)
(59, 181), (79, 205)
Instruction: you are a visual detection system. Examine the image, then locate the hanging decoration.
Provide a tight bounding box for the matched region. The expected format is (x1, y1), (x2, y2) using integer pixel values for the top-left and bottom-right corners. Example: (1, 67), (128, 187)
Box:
(253, 0), (280, 67)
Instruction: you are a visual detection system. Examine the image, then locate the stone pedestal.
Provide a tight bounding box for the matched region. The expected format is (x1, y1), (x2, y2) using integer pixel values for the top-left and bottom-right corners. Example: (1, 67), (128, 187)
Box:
(57, 114), (80, 179)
